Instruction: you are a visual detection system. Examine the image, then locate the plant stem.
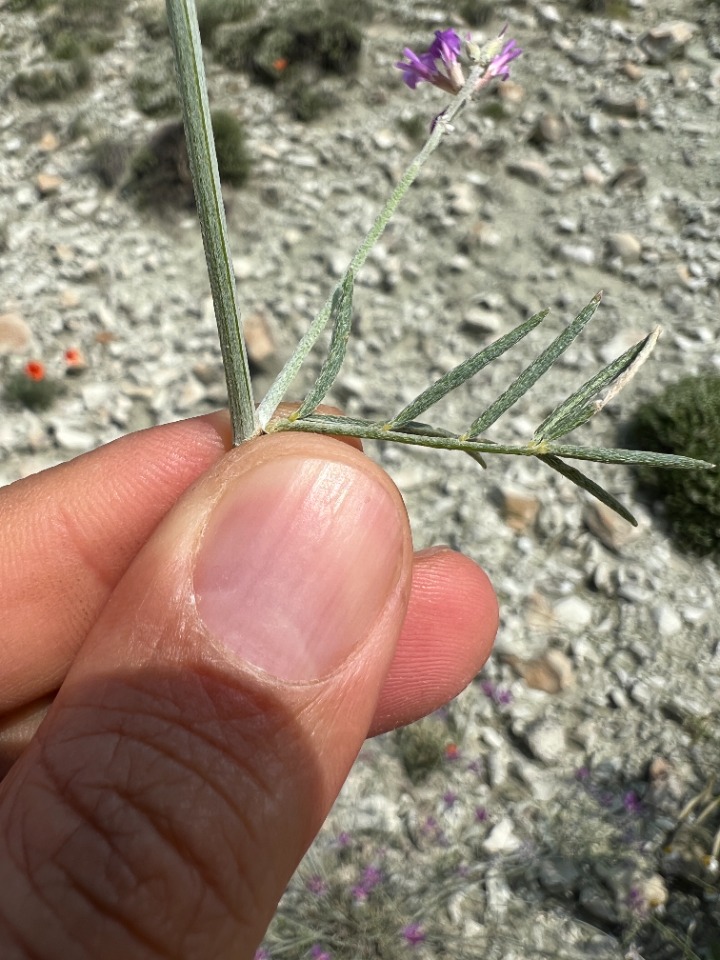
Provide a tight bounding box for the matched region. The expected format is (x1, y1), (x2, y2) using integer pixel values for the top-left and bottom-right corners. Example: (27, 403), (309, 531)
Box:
(267, 415), (714, 470)
(166, 0), (256, 444)
(256, 60), (487, 429)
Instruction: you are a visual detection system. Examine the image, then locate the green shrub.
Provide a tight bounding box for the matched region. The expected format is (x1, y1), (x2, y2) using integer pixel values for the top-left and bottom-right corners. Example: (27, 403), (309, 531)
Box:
(89, 138), (134, 188)
(397, 113), (427, 143)
(626, 374), (720, 560)
(48, 0), (125, 32)
(131, 59), (179, 116)
(454, 0), (496, 27)
(394, 717), (449, 784)
(214, 6), (362, 83)
(13, 57), (90, 101)
(6, 0), (52, 10)
(137, 1), (168, 40)
(196, 0), (257, 42)
(137, 0), (256, 43)
(50, 32), (85, 61)
(211, 110), (252, 187)
(125, 110), (251, 208)
(4, 372), (65, 411)
(574, 0), (630, 15)
(36, 0), (127, 54)
(287, 78), (341, 122)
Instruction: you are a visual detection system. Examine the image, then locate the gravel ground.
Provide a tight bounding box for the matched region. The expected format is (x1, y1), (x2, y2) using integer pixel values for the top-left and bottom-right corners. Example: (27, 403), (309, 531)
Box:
(1, 0), (719, 957)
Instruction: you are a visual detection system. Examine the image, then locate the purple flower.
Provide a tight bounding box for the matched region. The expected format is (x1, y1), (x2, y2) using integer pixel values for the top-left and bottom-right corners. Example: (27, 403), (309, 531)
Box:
(310, 947), (331, 960)
(627, 886), (647, 916)
(575, 766), (590, 782)
(335, 831), (352, 848)
(396, 29), (464, 94)
(351, 883), (369, 902)
(475, 805), (489, 822)
(362, 865), (383, 890)
(486, 38), (522, 81)
(442, 790), (458, 809)
(623, 790), (643, 815)
(402, 923), (427, 946)
(306, 875), (328, 896)
(480, 680), (513, 707)
(254, 950), (270, 960)
(428, 28), (462, 65)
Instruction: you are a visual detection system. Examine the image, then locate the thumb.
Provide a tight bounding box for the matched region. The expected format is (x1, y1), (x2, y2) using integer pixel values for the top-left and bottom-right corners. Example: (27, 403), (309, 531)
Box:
(0, 433), (413, 960)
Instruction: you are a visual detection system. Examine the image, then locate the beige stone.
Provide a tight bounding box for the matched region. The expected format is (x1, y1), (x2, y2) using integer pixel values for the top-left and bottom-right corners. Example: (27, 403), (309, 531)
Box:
(38, 131), (60, 152)
(502, 649), (574, 694)
(36, 173), (63, 196)
(244, 310), (275, 365)
(0, 312), (32, 354)
(501, 488), (540, 533)
(584, 500), (641, 552)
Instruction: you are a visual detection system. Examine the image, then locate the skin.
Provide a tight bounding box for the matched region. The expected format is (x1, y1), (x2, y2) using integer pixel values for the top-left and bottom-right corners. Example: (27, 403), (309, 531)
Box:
(0, 407), (498, 959)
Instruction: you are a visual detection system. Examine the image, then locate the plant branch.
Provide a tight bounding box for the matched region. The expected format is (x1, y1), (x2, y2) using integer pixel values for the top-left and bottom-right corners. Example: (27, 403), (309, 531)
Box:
(166, 0), (256, 444)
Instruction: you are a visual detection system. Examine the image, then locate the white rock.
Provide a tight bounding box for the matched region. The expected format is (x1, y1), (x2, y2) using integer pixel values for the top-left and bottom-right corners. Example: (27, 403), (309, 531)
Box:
(559, 244), (596, 266)
(639, 22), (695, 64)
(52, 423), (95, 452)
(553, 595), (593, 629)
(482, 818), (522, 855)
(606, 232), (642, 263)
(524, 720), (566, 765)
(653, 604), (683, 638)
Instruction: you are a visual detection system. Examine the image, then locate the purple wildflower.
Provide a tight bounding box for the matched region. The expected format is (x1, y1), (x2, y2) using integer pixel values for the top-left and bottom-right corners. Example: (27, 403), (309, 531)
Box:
(396, 29), (464, 94)
(486, 38), (522, 81)
(351, 883), (369, 902)
(475, 805), (489, 822)
(306, 875), (328, 896)
(428, 28), (462, 64)
(335, 831), (352, 848)
(442, 790), (458, 809)
(627, 886), (647, 916)
(623, 790), (643, 815)
(254, 950), (270, 960)
(575, 766), (590, 782)
(402, 923), (427, 946)
(310, 947), (331, 960)
(362, 865), (383, 890)
(480, 680), (513, 707)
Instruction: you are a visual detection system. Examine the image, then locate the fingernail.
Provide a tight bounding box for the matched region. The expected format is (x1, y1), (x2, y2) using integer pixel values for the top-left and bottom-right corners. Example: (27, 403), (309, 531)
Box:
(194, 456), (404, 682)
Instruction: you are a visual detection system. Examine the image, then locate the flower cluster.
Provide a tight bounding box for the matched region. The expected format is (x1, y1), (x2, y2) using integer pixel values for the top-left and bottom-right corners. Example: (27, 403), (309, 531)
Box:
(402, 923), (426, 947)
(351, 863), (384, 902)
(480, 680), (513, 707)
(395, 28), (522, 95)
(395, 29), (464, 94)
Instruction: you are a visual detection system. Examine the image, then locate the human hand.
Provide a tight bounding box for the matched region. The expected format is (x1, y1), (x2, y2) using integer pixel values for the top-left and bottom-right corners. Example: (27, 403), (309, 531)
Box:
(0, 409), (497, 959)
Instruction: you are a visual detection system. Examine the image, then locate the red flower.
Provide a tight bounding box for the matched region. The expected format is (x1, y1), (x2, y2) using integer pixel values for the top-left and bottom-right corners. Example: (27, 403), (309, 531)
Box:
(64, 347), (81, 364)
(24, 360), (45, 381)
(272, 57), (289, 72)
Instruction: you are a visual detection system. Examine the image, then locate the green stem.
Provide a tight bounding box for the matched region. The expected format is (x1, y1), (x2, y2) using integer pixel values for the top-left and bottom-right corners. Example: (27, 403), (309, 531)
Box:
(267, 415), (713, 469)
(256, 61), (487, 430)
(166, 0), (256, 444)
